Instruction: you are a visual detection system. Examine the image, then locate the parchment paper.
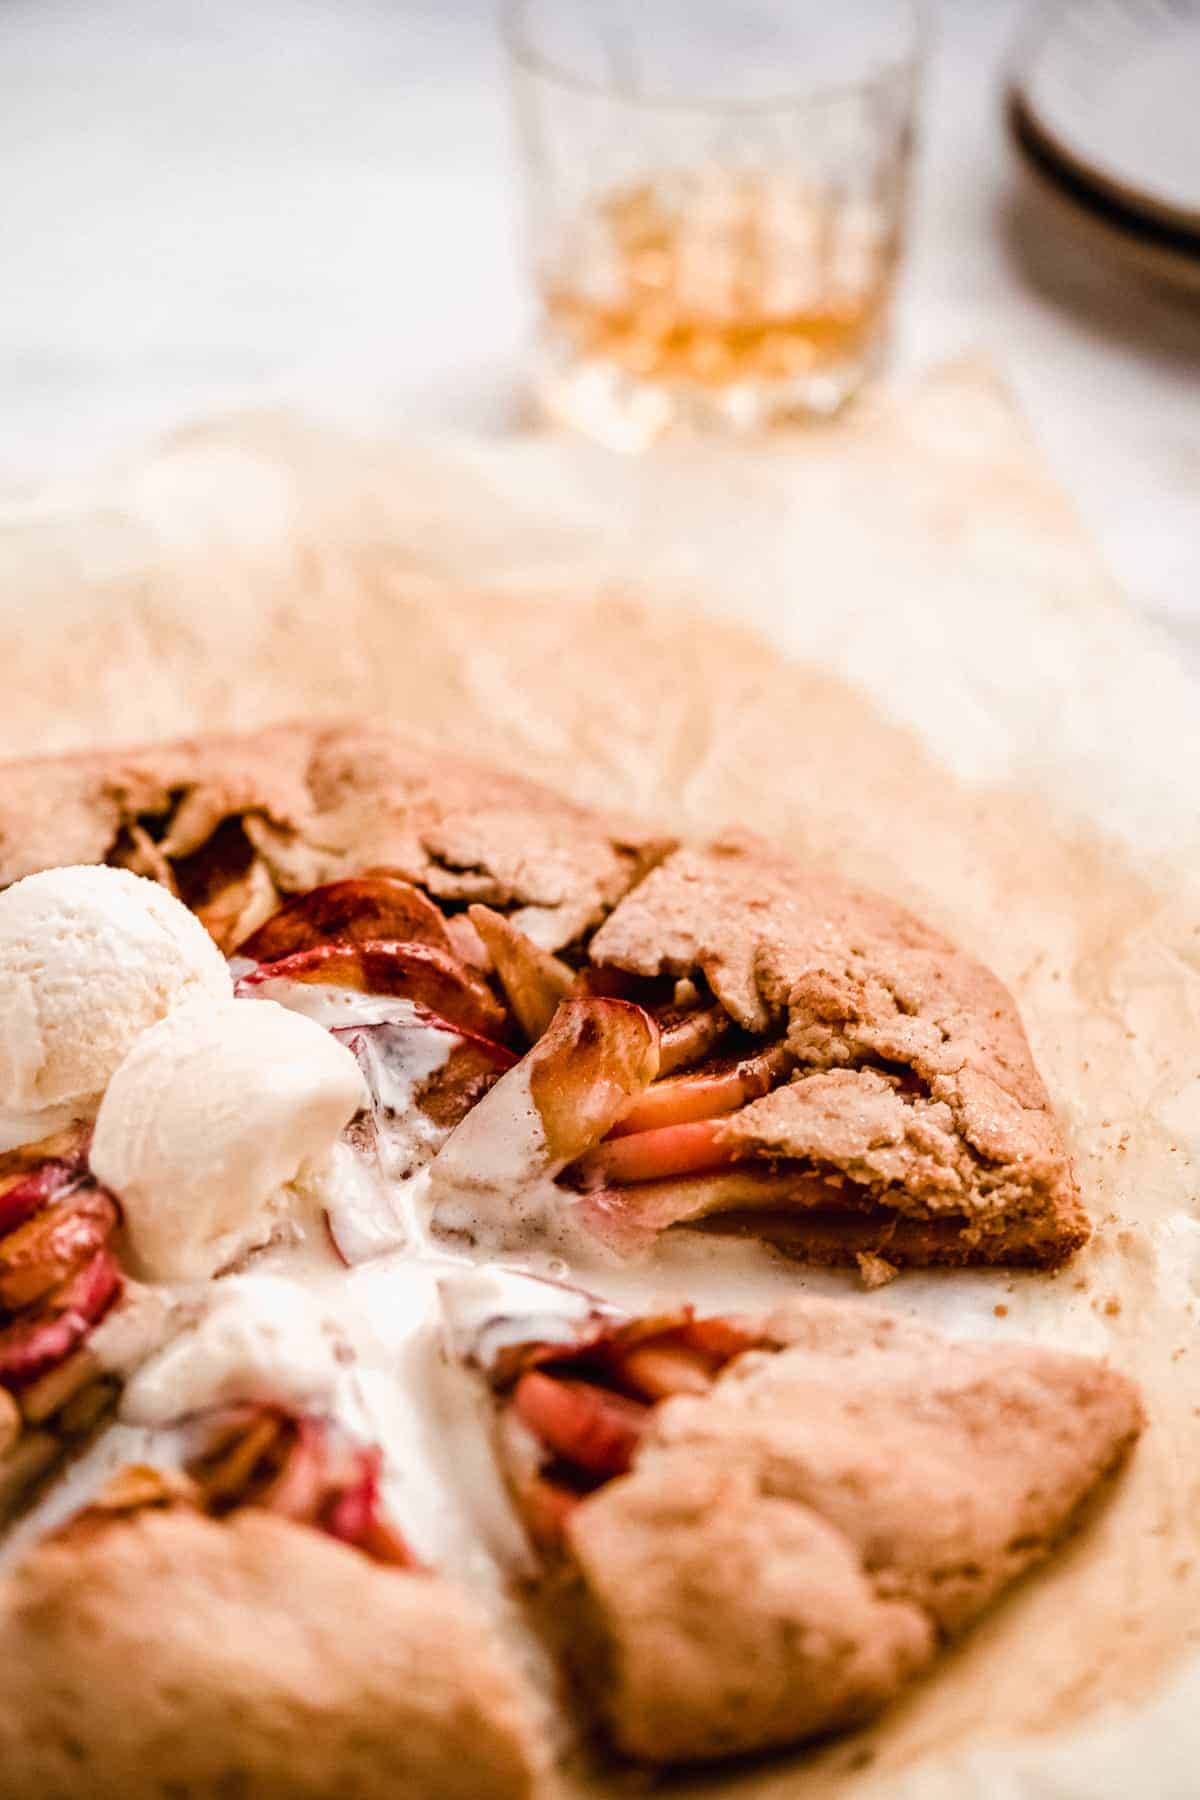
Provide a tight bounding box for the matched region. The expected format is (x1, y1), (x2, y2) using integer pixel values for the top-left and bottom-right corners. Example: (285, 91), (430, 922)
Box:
(0, 359), (1197, 1798)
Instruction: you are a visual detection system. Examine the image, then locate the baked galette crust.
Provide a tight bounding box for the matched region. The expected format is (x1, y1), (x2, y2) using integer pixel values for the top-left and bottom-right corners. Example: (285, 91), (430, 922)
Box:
(0, 722), (671, 951)
(559, 1298), (1142, 1762)
(0, 1504), (547, 1800)
(590, 835), (1087, 1264)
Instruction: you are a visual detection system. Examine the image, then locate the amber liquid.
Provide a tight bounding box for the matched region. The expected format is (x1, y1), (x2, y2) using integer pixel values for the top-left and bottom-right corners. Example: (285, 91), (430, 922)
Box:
(541, 173), (897, 391)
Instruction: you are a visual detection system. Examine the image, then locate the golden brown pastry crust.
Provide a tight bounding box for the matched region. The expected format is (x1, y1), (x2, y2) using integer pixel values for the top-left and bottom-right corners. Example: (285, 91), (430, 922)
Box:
(561, 1298), (1143, 1763)
(590, 834), (1088, 1265)
(0, 721), (671, 951)
(0, 1505), (547, 1800)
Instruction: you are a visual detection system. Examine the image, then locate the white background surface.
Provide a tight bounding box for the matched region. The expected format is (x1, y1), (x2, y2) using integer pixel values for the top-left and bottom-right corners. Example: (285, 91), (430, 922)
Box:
(1, 0), (1197, 663)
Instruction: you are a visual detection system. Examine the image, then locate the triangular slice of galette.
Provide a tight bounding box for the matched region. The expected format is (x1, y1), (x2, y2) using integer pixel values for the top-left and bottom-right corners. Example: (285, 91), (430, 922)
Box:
(444, 1281), (1141, 1765)
(438, 831), (1088, 1271)
(0, 1404), (548, 1800)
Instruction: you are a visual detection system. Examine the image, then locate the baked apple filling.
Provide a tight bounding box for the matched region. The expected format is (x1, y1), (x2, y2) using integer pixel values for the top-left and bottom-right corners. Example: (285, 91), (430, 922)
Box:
(62, 1403), (417, 1571)
(482, 1310), (763, 1550)
(180, 1404), (417, 1567)
(224, 871), (1001, 1267)
(0, 1130), (126, 1517)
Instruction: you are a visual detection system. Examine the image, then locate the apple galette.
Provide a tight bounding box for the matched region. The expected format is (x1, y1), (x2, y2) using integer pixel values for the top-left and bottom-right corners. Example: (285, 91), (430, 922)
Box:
(0, 723), (1131, 1795)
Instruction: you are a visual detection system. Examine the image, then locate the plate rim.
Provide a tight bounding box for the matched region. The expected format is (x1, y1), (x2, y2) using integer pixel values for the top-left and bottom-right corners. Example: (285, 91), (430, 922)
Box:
(1011, 0), (1200, 236)
(1007, 93), (1200, 295)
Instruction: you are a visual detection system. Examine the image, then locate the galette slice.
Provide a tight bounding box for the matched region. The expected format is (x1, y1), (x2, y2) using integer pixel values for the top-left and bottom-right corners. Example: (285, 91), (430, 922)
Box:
(0, 1403), (547, 1800)
(444, 1282), (1142, 1765)
(456, 834), (1090, 1271)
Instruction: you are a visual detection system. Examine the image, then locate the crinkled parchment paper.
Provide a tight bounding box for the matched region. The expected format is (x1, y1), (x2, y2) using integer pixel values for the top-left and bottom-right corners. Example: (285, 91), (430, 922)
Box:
(0, 360), (1197, 1798)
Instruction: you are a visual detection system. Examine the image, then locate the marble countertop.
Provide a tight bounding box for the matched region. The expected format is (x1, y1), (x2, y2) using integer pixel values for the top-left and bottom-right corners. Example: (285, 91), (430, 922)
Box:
(1, 0), (1197, 665)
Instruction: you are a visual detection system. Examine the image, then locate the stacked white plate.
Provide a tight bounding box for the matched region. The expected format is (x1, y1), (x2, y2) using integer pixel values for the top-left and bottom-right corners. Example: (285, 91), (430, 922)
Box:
(1008, 0), (1200, 290)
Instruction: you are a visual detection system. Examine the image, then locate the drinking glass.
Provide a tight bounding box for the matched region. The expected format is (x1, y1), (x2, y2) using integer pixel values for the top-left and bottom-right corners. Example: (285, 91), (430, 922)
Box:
(504, 0), (924, 449)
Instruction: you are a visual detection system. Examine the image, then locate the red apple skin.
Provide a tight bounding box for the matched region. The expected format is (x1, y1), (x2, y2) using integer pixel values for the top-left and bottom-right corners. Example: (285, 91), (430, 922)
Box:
(258, 1416), (329, 1523)
(237, 876), (453, 962)
(237, 939), (507, 1038)
(188, 1408), (421, 1571)
(513, 1371), (647, 1478)
(319, 1443), (418, 1569)
(321, 1452), (378, 1545)
(0, 1129), (92, 1239)
(0, 1248), (122, 1390)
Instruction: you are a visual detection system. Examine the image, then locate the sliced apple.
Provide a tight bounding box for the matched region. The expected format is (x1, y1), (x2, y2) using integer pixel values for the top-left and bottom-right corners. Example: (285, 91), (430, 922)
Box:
(0, 1387), (18, 1457)
(527, 999), (660, 1163)
(238, 876), (452, 962)
(329, 1014), (517, 1260)
(494, 1310), (761, 1401)
(54, 1374), (119, 1438)
(320, 1445), (380, 1543)
(187, 1406), (298, 1512)
(493, 1312), (765, 1546)
(186, 1407), (418, 1570)
(421, 1031), (516, 1128)
(357, 1511), (420, 1569)
(0, 1428), (59, 1519)
(443, 911), (491, 973)
(611, 1040), (794, 1136)
(237, 939), (506, 1038)
(16, 1344), (103, 1425)
(657, 1003), (731, 1074)
(513, 1371), (647, 1478)
(519, 1471), (583, 1549)
(0, 1189), (120, 1313)
(675, 1313), (763, 1364)
(0, 1248), (122, 1391)
(194, 854), (280, 954)
(318, 1442), (415, 1566)
(339, 1012), (515, 1134)
(615, 1342), (715, 1400)
(573, 965), (676, 1006)
(467, 905), (573, 1043)
(86, 1463), (199, 1519)
(257, 1416), (331, 1524)
(576, 1166), (836, 1255)
(570, 1119), (739, 1189)
(614, 1315), (762, 1399)
(0, 1129), (91, 1239)
(426, 999), (660, 1244)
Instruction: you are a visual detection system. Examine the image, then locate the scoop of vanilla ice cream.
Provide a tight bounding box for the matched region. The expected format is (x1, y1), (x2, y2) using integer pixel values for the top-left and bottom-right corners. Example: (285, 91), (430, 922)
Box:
(91, 997), (368, 1282)
(0, 865), (232, 1118)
